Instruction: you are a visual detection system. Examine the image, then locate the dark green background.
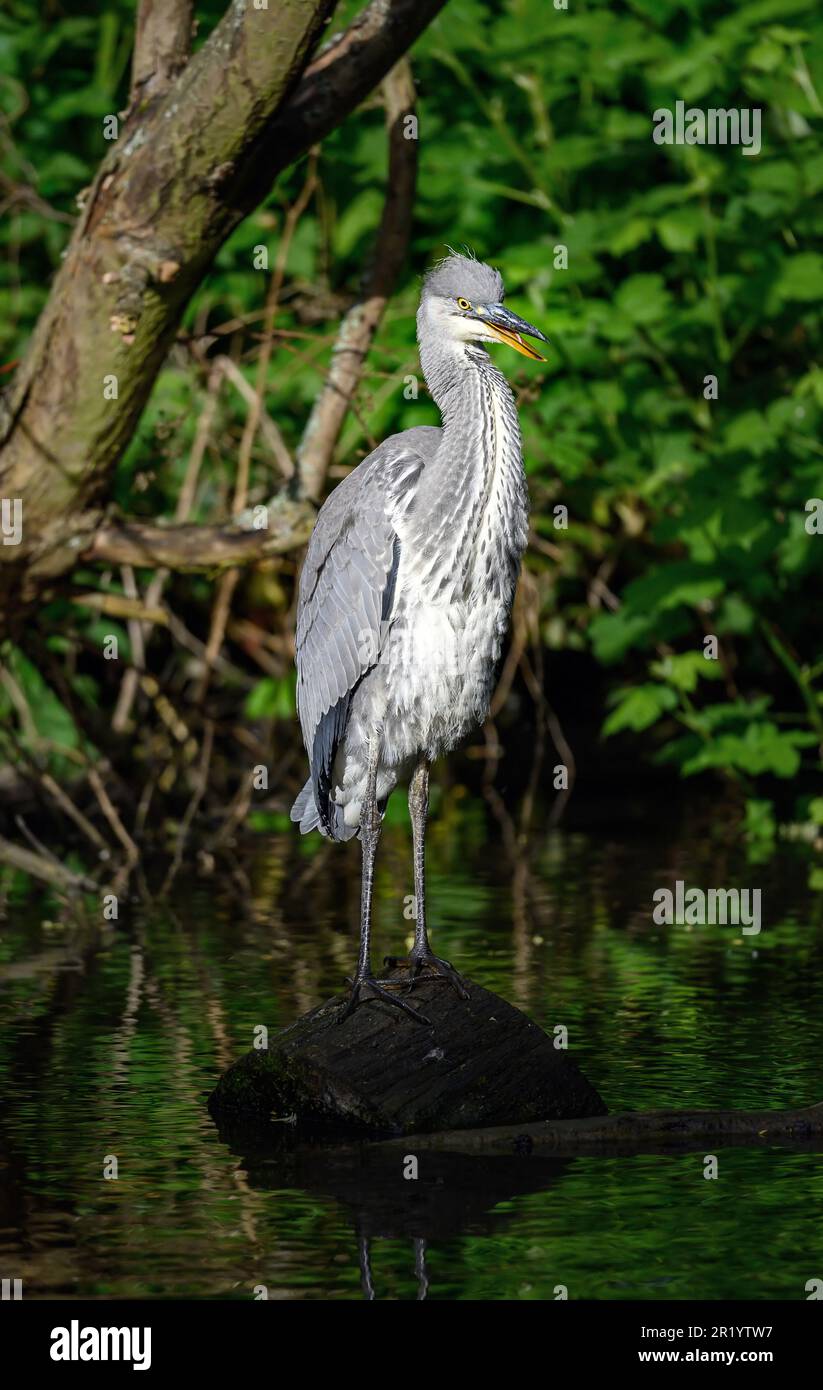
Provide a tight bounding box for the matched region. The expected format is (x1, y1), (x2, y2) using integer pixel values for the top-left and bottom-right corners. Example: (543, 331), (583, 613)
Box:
(1, 0), (822, 1304)
(0, 0), (821, 852)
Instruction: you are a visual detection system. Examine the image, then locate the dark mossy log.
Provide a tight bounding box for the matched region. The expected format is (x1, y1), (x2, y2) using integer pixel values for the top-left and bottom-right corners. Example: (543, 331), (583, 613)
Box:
(209, 971), (606, 1135)
(373, 1100), (823, 1158)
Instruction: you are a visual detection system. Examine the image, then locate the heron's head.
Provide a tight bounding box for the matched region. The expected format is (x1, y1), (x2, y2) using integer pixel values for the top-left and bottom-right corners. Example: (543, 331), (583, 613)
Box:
(418, 252), (549, 361)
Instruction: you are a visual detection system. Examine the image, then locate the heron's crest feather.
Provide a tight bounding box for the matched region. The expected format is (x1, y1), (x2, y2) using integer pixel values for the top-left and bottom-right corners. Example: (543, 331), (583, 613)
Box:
(422, 251), (504, 304)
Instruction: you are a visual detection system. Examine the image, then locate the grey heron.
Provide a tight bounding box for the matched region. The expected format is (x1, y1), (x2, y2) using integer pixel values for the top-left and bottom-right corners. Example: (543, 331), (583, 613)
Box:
(291, 252), (548, 1023)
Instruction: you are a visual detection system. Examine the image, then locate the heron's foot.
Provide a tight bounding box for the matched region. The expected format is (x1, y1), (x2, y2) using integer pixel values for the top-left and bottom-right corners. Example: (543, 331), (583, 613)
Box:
(385, 948), (470, 1000)
(337, 971), (431, 1026)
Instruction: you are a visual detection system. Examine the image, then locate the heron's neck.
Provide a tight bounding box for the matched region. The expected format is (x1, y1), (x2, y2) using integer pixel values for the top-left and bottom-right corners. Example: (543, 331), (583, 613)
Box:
(409, 339), (528, 582)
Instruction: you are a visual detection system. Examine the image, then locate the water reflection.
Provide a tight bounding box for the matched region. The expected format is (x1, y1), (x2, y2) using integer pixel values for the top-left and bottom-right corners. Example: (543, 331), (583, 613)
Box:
(214, 1121), (570, 1234)
(227, 1138), (570, 1301)
(0, 789), (821, 1299)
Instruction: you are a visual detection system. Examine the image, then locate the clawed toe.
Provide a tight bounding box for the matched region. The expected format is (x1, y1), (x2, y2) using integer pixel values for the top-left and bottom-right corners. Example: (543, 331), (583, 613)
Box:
(338, 973), (431, 1025)
(411, 952), (470, 999)
(384, 950), (470, 1000)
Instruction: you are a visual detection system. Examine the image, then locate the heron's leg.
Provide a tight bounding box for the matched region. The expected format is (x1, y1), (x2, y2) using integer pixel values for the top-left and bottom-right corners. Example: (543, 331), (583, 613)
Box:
(402, 758), (469, 998)
(339, 736), (430, 1025)
(358, 1233), (375, 1302)
(414, 1237), (430, 1301)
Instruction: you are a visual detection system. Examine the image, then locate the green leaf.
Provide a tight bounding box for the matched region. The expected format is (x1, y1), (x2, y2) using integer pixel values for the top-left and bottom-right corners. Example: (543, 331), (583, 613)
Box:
(775, 254), (823, 304)
(622, 562), (725, 615)
(614, 273), (672, 325)
(603, 683), (678, 735)
(656, 208), (701, 252)
(744, 798), (777, 844)
(650, 651), (724, 692)
(243, 676), (295, 720)
(589, 610), (655, 664)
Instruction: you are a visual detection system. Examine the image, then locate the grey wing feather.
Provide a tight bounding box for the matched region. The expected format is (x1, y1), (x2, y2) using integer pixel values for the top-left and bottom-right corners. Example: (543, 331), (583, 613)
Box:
(294, 429), (438, 774)
(295, 475), (391, 756)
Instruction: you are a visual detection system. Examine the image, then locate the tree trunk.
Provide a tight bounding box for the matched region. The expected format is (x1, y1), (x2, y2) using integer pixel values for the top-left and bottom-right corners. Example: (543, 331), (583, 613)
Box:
(0, 0), (448, 626)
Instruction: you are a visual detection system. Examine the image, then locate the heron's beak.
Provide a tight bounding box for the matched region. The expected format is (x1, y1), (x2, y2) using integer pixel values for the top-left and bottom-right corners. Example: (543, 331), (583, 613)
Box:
(476, 304), (549, 361)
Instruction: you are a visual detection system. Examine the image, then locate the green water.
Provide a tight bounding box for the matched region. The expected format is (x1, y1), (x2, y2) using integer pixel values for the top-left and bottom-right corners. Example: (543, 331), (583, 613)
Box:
(1, 791), (821, 1301)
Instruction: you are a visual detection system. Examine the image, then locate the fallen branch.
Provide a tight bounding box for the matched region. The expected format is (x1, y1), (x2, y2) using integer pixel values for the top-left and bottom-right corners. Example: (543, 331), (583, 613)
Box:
(374, 1101), (823, 1156)
(0, 946), (87, 983)
(87, 502), (315, 571)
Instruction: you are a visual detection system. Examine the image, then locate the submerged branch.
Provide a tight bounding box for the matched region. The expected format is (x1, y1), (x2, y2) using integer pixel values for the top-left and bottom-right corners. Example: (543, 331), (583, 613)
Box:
(375, 1101), (823, 1157)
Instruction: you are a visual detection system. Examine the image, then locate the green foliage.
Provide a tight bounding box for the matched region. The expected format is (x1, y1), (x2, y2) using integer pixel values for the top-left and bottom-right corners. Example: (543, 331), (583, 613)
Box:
(1, 0), (821, 829)
(244, 674), (295, 721)
(0, 644), (80, 751)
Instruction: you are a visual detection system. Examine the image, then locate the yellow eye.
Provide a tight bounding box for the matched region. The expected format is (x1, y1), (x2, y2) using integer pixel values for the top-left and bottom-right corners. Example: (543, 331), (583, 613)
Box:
(456, 297), (471, 311)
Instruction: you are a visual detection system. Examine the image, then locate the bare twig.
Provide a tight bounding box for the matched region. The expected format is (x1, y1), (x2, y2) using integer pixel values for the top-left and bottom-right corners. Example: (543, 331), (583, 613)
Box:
(15, 815), (71, 873)
(488, 582), (530, 720)
(216, 354), (293, 479)
(528, 528), (564, 564)
(70, 592), (169, 625)
(177, 361), (224, 523)
(0, 833), (97, 892)
(206, 768), (255, 853)
(87, 767), (140, 866)
(112, 359), (223, 732)
(134, 775), (157, 842)
(39, 772), (110, 853)
(111, 565), (146, 732)
(0, 659), (112, 852)
(198, 155), (319, 703)
(161, 719), (215, 894)
(0, 661), (39, 744)
(296, 57), (418, 502)
(239, 153), (318, 514)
